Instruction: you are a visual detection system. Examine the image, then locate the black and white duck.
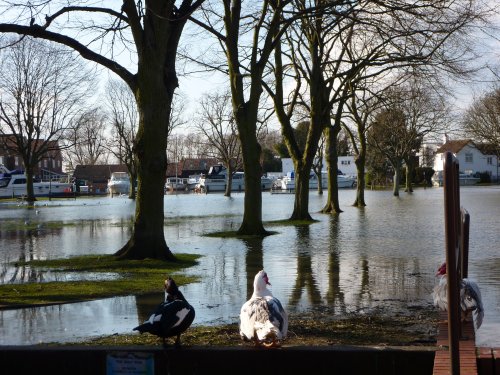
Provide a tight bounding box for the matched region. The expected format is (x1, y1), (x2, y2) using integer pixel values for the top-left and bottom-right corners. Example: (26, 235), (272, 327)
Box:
(432, 262), (484, 330)
(133, 277), (195, 347)
(239, 270), (288, 347)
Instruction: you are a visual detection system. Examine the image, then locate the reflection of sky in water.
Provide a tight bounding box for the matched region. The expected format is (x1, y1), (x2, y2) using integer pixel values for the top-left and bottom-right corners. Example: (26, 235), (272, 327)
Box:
(0, 187), (499, 346)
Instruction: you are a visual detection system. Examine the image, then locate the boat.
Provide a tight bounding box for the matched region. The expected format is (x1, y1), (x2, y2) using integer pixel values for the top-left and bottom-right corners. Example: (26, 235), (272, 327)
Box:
(0, 165), (74, 199)
(278, 170), (356, 191)
(165, 177), (187, 191)
(431, 171), (480, 187)
(107, 171), (130, 196)
(198, 164), (273, 193)
(185, 175), (202, 191)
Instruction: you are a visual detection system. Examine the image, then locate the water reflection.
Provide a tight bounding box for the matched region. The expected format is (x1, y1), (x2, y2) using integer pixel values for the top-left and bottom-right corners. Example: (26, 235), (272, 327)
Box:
(0, 187), (499, 347)
(289, 225), (322, 308)
(243, 238), (264, 300)
(325, 216), (347, 314)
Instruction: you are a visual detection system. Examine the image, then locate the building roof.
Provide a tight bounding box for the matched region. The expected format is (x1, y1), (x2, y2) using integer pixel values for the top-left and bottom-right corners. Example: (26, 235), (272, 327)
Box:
(475, 143), (500, 156)
(73, 164), (128, 181)
(166, 158), (219, 177)
(435, 140), (473, 154)
(436, 139), (500, 156)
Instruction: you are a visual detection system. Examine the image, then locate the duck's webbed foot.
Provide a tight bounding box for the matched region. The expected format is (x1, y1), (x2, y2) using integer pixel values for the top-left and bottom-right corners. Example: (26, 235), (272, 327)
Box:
(174, 334), (181, 348)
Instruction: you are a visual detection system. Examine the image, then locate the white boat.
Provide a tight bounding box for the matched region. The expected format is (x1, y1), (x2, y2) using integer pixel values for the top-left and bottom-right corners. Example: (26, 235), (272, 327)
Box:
(185, 175), (202, 191)
(279, 170), (356, 190)
(107, 172), (130, 196)
(198, 164), (273, 193)
(165, 177), (187, 191)
(0, 165), (74, 199)
(431, 171), (480, 187)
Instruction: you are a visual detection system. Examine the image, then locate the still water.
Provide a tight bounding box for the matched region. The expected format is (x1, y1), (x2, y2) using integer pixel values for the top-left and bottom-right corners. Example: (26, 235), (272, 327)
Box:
(0, 187), (499, 347)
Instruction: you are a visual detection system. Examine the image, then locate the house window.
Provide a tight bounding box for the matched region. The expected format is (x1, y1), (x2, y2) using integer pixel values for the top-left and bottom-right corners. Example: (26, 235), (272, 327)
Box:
(341, 160), (350, 165)
(487, 157), (492, 165)
(465, 153), (473, 163)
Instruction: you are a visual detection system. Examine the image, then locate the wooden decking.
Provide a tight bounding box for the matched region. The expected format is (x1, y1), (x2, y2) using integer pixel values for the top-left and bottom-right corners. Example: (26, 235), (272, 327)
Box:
(433, 311), (478, 375)
(433, 311), (499, 375)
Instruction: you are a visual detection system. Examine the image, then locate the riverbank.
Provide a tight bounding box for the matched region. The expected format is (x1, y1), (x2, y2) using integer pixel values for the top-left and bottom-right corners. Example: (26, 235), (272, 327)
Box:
(79, 307), (439, 348)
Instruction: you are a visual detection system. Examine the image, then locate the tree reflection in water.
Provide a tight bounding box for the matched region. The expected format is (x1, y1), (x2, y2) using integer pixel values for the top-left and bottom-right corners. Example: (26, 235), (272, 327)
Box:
(289, 225), (322, 307)
(325, 216), (347, 314)
(243, 238), (264, 300)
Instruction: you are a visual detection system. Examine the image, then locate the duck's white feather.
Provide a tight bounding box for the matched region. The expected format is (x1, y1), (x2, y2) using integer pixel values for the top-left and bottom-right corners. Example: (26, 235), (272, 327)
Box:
(432, 275), (448, 311)
(240, 270), (288, 345)
(431, 272), (484, 330)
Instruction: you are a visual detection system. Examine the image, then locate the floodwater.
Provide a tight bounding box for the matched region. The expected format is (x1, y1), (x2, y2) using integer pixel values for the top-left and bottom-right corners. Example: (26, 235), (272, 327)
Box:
(0, 186), (499, 347)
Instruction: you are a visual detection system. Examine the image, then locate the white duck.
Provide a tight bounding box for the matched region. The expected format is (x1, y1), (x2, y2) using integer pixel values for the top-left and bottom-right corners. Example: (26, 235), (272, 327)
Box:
(432, 262), (484, 330)
(239, 270), (288, 347)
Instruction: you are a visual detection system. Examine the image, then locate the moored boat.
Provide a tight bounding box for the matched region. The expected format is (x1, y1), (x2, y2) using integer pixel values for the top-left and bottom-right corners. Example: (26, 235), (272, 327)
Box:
(431, 171), (480, 187)
(165, 177), (187, 191)
(0, 165), (74, 199)
(107, 172), (130, 196)
(278, 170), (356, 191)
(198, 164), (272, 193)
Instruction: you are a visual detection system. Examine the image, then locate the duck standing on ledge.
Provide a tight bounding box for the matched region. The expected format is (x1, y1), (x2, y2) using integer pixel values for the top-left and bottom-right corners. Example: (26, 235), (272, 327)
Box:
(432, 262), (484, 330)
(133, 277), (195, 347)
(240, 270), (288, 347)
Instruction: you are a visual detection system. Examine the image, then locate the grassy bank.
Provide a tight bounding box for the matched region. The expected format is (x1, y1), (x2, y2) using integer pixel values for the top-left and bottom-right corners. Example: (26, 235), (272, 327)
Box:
(0, 254), (199, 308)
(74, 308), (439, 348)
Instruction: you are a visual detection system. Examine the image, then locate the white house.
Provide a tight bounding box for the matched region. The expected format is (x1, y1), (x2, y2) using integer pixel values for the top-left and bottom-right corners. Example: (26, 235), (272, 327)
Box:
(433, 139), (499, 181)
(281, 156), (357, 176)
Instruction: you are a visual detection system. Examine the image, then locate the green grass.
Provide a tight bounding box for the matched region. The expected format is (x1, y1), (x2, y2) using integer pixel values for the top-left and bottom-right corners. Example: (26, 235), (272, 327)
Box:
(0, 254), (200, 307)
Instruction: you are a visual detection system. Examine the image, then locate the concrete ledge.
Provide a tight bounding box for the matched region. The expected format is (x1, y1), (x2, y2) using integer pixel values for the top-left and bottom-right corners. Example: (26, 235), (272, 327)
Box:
(0, 345), (436, 375)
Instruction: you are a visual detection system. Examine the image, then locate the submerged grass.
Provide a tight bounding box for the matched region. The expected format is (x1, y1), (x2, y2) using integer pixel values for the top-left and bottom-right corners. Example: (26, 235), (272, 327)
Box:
(0, 254), (200, 307)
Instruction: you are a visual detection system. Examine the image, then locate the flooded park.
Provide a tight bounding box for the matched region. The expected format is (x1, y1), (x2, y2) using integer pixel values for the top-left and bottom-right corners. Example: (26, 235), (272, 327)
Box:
(0, 186), (499, 347)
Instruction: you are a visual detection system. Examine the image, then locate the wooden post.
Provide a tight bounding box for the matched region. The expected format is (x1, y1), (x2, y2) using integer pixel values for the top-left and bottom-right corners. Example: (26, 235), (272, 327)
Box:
(443, 151), (461, 375)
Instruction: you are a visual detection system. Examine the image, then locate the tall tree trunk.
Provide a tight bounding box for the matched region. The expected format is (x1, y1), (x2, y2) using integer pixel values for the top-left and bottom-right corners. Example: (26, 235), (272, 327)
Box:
(392, 160), (402, 197)
(237, 115), (267, 235)
(353, 134), (367, 207)
(115, 61), (175, 260)
(404, 158), (414, 193)
(25, 164), (35, 203)
(291, 167), (313, 220)
(128, 173), (136, 199)
(322, 125), (343, 214)
(225, 165), (233, 197)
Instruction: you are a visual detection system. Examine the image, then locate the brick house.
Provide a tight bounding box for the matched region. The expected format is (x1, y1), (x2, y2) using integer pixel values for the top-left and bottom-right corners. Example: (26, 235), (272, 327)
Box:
(0, 135), (65, 178)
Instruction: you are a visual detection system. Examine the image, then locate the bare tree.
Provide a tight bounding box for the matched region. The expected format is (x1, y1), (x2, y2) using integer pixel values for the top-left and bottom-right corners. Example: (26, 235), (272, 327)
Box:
(344, 77), (386, 207)
(0, 1), (205, 260)
(367, 80), (449, 196)
(463, 87), (500, 151)
(64, 109), (109, 170)
(195, 90), (242, 196)
(105, 79), (139, 199)
(193, 1), (296, 235)
(0, 37), (92, 203)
